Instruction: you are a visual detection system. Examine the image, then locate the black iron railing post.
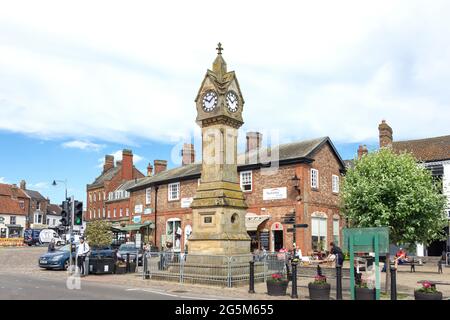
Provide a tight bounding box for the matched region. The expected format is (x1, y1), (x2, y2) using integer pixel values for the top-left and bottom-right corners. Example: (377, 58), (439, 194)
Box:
(249, 260), (255, 293)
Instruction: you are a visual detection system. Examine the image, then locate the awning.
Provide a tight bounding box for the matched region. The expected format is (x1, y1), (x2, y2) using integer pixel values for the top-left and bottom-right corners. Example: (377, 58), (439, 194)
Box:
(112, 220), (155, 232)
(245, 213), (270, 231)
(6, 224), (23, 229)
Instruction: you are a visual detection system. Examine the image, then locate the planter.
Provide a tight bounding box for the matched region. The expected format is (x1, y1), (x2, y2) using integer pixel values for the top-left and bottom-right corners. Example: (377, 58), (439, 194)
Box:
(308, 283), (331, 300)
(267, 280), (289, 296)
(355, 287), (376, 300)
(414, 291), (443, 300)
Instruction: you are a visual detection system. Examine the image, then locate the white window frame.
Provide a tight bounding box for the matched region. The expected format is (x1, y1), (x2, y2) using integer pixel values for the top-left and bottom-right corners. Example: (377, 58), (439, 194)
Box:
(103, 208), (105, 218)
(120, 208), (123, 217)
(333, 219), (340, 245)
(126, 208), (129, 217)
(113, 209), (116, 218)
(145, 188), (152, 205)
(311, 169), (319, 189)
(240, 171), (253, 192)
(107, 210), (110, 218)
(168, 182), (180, 201)
(332, 175), (339, 193)
(93, 193), (96, 202)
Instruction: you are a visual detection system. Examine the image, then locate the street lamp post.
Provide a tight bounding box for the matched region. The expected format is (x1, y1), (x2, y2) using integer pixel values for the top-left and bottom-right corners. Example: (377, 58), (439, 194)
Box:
(52, 179), (68, 200)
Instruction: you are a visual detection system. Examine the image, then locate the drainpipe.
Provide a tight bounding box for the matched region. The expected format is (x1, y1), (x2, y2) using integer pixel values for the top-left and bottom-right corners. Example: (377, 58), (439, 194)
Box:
(154, 185), (159, 250)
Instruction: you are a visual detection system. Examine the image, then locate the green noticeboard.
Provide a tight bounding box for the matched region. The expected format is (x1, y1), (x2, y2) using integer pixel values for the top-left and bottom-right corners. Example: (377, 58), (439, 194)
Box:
(343, 227), (389, 300)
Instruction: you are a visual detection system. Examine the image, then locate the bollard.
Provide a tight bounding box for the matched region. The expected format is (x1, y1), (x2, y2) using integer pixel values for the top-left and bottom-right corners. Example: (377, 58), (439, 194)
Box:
(249, 261), (255, 293)
(390, 266), (397, 300)
(126, 253), (130, 273)
(143, 254), (149, 279)
(291, 260), (298, 299)
(336, 265), (343, 300)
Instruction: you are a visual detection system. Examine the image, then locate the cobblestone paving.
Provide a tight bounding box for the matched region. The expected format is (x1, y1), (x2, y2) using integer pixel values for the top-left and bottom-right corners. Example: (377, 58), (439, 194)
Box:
(1, 246), (449, 300)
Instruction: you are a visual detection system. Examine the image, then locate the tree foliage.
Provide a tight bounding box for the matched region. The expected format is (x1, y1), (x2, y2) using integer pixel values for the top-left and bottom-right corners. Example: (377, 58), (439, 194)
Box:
(84, 219), (113, 248)
(341, 148), (447, 246)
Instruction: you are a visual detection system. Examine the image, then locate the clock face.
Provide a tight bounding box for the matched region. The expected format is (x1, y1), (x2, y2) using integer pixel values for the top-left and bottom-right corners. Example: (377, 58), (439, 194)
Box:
(226, 91), (239, 113)
(202, 91), (218, 112)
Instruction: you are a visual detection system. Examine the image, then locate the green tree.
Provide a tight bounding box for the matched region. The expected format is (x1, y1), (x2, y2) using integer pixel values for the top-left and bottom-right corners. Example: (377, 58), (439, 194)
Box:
(84, 219), (113, 248)
(341, 148), (447, 293)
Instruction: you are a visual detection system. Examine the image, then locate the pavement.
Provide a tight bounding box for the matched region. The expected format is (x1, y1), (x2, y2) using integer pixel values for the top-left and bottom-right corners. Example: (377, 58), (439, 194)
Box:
(1, 246), (449, 300)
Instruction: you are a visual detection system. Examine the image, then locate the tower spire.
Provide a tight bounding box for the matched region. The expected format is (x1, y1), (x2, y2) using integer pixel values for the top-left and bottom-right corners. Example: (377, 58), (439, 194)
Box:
(212, 42), (227, 78)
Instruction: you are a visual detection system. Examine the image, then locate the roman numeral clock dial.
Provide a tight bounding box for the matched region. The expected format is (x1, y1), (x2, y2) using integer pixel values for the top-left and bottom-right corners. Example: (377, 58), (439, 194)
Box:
(226, 91), (239, 113)
(202, 91), (218, 112)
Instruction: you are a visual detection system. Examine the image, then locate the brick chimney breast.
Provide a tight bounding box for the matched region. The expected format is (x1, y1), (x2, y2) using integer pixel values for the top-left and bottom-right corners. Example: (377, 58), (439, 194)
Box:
(154, 160), (167, 175)
(147, 163), (153, 176)
(103, 155), (114, 173)
(357, 145), (369, 159)
(378, 120), (393, 148)
(121, 149), (133, 181)
(181, 143), (195, 166)
(246, 132), (262, 164)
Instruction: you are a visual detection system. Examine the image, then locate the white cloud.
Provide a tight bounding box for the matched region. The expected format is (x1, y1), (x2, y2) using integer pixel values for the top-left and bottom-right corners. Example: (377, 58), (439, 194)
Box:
(62, 140), (104, 151)
(0, 177), (9, 184)
(0, 0), (449, 146)
(97, 150), (144, 168)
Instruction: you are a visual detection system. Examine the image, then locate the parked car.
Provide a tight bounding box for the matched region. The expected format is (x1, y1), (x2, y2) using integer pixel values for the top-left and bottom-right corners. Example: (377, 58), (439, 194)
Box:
(38, 244), (115, 270)
(38, 244), (75, 270)
(116, 243), (143, 265)
(24, 229), (42, 246)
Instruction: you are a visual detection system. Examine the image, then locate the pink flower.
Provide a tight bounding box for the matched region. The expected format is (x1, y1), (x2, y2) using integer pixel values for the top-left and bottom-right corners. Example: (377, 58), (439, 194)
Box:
(422, 281), (431, 289)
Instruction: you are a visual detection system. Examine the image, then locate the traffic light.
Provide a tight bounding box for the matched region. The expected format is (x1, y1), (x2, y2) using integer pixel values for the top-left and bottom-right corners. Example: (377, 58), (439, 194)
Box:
(60, 200), (70, 226)
(74, 201), (83, 226)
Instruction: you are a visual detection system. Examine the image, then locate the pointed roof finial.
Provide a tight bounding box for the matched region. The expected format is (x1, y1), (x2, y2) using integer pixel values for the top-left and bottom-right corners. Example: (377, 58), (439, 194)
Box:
(216, 42), (223, 55)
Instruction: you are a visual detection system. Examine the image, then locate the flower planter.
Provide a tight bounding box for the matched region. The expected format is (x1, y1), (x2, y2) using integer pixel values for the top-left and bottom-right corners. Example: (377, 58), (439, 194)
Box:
(355, 287), (376, 300)
(308, 283), (331, 300)
(267, 280), (289, 296)
(414, 291), (443, 300)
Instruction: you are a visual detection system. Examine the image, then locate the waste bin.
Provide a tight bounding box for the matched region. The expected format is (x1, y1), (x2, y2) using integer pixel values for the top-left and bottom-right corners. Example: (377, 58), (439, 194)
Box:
(89, 257), (115, 274)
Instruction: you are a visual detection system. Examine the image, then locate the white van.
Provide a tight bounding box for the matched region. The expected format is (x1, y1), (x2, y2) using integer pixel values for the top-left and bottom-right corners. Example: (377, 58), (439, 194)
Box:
(39, 229), (65, 246)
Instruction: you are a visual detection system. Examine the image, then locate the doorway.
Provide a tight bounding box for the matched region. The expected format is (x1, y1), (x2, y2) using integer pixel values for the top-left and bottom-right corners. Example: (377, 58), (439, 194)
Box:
(273, 230), (284, 251)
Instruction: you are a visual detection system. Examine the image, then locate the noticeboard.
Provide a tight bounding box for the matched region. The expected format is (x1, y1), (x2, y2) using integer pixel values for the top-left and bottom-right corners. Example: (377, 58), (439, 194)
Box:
(260, 231), (270, 250)
(343, 227), (389, 254)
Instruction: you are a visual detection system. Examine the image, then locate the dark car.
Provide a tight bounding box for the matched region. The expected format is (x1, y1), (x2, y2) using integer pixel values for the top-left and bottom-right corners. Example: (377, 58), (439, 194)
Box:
(38, 244), (75, 270)
(39, 244), (116, 270)
(24, 229), (42, 246)
(116, 243), (143, 265)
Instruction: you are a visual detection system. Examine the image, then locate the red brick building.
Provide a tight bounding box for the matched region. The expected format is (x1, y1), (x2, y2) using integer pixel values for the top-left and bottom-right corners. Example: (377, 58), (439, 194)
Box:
(0, 183), (30, 238)
(86, 149), (144, 225)
(127, 136), (346, 255)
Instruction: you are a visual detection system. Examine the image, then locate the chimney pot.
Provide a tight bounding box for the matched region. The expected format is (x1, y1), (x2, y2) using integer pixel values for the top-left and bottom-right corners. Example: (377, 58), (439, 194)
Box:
(147, 163), (153, 176)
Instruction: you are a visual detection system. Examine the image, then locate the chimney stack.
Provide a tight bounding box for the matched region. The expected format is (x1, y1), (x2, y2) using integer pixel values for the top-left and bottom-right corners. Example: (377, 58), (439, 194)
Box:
(154, 160), (167, 175)
(121, 149), (133, 180)
(103, 155), (114, 173)
(378, 120), (393, 148)
(246, 132), (263, 163)
(357, 145), (368, 159)
(20, 180), (26, 190)
(147, 163), (153, 177)
(181, 143), (195, 166)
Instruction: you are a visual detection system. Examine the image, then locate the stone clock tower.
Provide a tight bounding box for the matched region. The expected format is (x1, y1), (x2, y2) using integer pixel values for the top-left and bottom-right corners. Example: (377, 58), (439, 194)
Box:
(188, 43), (251, 255)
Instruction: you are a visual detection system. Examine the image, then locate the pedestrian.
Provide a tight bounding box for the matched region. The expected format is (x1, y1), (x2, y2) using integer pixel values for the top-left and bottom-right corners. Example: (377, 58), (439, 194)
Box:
(48, 238), (56, 252)
(76, 236), (90, 276)
(330, 242), (344, 267)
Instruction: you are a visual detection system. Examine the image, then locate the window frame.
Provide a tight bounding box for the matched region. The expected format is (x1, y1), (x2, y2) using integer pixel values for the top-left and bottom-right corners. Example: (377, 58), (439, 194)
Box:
(311, 169), (319, 189)
(168, 182), (180, 201)
(332, 174), (340, 193)
(240, 171), (253, 192)
(145, 187), (152, 205)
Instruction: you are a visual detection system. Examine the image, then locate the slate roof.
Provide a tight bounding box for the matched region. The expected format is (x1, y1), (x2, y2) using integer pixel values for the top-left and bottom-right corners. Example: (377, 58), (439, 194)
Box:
(393, 135), (450, 162)
(23, 189), (47, 201)
(128, 136), (345, 191)
(87, 166), (121, 189)
(47, 204), (62, 216)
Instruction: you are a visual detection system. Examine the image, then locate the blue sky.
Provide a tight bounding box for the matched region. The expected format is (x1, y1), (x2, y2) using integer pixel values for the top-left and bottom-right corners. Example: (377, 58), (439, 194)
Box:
(1, 1), (449, 205)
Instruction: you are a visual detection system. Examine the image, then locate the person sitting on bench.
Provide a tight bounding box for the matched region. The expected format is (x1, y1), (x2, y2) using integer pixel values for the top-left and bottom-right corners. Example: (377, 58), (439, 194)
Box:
(395, 248), (409, 265)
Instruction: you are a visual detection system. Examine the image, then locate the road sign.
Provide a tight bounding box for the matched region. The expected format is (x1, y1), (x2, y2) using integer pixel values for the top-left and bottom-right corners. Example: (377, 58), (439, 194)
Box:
(287, 228), (295, 232)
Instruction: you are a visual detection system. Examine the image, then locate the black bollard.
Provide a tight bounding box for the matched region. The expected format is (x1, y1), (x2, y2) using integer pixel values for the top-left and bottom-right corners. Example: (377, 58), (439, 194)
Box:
(336, 265), (343, 300)
(249, 261), (255, 293)
(390, 267), (397, 300)
(144, 254), (149, 279)
(291, 260), (298, 299)
(126, 253), (130, 273)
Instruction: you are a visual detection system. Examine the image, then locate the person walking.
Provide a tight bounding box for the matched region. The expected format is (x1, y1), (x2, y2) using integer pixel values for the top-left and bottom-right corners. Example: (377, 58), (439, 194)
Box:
(76, 236), (90, 276)
(330, 242), (344, 267)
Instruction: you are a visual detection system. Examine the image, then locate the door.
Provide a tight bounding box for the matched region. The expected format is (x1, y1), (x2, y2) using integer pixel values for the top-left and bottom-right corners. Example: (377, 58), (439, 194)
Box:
(273, 230), (284, 251)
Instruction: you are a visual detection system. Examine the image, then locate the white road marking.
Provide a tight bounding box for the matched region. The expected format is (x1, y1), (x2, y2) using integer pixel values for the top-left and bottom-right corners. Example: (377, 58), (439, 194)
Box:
(125, 287), (241, 300)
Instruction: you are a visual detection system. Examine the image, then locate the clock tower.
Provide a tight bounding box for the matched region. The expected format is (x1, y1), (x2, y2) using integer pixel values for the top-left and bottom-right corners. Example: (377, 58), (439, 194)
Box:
(189, 43), (251, 255)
